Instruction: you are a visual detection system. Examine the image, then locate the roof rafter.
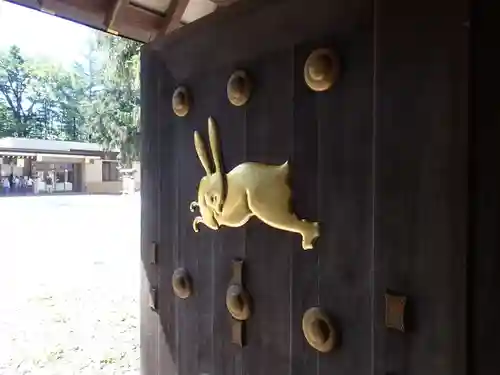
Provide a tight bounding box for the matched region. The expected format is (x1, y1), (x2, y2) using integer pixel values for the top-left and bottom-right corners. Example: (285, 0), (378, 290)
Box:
(104, 0), (129, 33)
(6, 0), (237, 42)
(155, 0), (190, 38)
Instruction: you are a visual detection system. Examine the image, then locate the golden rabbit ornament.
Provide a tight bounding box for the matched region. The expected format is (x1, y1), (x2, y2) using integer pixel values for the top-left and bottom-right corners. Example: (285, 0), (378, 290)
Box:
(190, 117), (320, 250)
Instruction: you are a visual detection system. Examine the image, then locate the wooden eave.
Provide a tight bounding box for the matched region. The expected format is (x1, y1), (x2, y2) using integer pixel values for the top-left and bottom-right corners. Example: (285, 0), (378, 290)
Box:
(6, 0), (239, 43)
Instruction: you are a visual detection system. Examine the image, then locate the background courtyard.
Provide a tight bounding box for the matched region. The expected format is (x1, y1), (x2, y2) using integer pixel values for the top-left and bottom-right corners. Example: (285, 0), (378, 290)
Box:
(0, 194), (140, 375)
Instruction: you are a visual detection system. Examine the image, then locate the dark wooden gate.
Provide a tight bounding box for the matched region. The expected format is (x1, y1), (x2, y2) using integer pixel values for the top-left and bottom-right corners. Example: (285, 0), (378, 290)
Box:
(140, 0), (499, 374)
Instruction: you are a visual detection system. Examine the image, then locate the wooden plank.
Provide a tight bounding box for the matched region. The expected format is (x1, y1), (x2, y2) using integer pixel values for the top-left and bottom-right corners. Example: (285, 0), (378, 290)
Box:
(470, 0), (500, 373)
(175, 69), (215, 375)
(312, 26), (374, 374)
(5, 0), (41, 11)
(41, 0), (106, 13)
(290, 43), (320, 375)
(155, 0), (190, 37)
(190, 80), (215, 375)
(140, 45), (161, 375)
(152, 54), (180, 375)
(104, 0), (128, 31)
(244, 48), (294, 375)
(207, 67), (247, 375)
(374, 0), (469, 374)
(173, 76), (196, 375)
(115, 4), (162, 30)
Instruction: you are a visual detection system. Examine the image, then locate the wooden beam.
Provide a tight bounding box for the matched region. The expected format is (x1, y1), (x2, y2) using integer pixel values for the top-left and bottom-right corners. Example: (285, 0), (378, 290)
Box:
(155, 0), (190, 38)
(38, 0), (57, 15)
(9, 0), (154, 42)
(209, 0), (239, 6)
(119, 4), (163, 31)
(105, 0), (128, 32)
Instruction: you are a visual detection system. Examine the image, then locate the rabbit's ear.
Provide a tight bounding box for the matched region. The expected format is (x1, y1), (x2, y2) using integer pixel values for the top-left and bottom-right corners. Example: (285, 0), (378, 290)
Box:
(208, 117), (223, 173)
(194, 131), (212, 175)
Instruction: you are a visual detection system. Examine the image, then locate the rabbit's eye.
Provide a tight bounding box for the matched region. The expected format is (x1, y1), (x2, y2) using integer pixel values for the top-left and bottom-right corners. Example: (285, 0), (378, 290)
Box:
(210, 195), (217, 203)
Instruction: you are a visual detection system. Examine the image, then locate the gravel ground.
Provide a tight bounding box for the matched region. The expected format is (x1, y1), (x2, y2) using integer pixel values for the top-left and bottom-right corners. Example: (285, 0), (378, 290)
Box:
(0, 194), (140, 375)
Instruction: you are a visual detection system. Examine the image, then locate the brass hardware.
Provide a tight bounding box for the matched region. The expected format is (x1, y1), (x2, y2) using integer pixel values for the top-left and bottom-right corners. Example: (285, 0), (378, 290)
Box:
(227, 70), (252, 106)
(226, 284), (251, 321)
(226, 259), (251, 321)
(302, 307), (337, 353)
(172, 268), (192, 299)
(226, 259), (250, 346)
(172, 86), (190, 117)
(149, 287), (158, 311)
(385, 291), (407, 332)
(150, 242), (158, 264)
(231, 319), (245, 347)
(190, 117), (320, 250)
(304, 48), (340, 92)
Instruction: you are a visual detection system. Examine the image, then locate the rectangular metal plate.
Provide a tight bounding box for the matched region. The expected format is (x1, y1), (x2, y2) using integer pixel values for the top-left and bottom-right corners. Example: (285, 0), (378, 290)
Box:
(385, 291), (407, 332)
(149, 287), (158, 311)
(150, 242), (158, 264)
(231, 318), (245, 347)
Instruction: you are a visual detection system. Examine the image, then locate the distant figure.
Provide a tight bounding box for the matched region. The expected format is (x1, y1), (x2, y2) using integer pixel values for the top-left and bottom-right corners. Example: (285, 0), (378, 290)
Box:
(34, 176), (40, 195)
(27, 176), (34, 193)
(18, 176), (25, 194)
(2, 177), (10, 194)
(14, 176), (20, 192)
(46, 174), (53, 194)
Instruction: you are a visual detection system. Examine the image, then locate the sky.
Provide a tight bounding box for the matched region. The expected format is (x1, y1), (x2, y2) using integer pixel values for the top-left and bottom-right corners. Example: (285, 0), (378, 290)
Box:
(0, 1), (95, 66)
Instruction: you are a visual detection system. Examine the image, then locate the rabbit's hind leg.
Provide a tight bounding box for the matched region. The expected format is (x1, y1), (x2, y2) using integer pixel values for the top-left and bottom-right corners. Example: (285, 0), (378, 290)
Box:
(247, 192), (319, 250)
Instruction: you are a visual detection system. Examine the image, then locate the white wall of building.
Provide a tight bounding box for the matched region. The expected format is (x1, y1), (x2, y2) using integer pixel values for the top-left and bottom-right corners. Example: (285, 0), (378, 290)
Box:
(83, 160), (123, 194)
(83, 160), (103, 184)
(0, 137), (116, 153)
(0, 164), (23, 177)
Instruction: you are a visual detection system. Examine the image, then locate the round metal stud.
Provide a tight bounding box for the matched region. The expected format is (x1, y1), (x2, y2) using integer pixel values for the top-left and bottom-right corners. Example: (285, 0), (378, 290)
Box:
(172, 86), (190, 117)
(226, 284), (251, 321)
(227, 70), (252, 106)
(172, 268), (192, 299)
(302, 307), (338, 353)
(304, 48), (340, 92)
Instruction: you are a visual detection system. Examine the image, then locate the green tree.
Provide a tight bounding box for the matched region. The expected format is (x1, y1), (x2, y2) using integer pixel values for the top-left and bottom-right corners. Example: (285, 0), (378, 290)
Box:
(0, 101), (14, 136)
(0, 33), (142, 163)
(73, 34), (103, 140)
(0, 45), (90, 140)
(0, 45), (39, 137)
(51, 69), (86, 140)
(87, 33), (141, 167)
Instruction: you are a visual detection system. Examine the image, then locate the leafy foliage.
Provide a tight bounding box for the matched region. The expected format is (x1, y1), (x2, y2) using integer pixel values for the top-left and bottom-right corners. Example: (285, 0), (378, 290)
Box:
(0, 32), (141, 166)
(89, 33), (141, 165)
